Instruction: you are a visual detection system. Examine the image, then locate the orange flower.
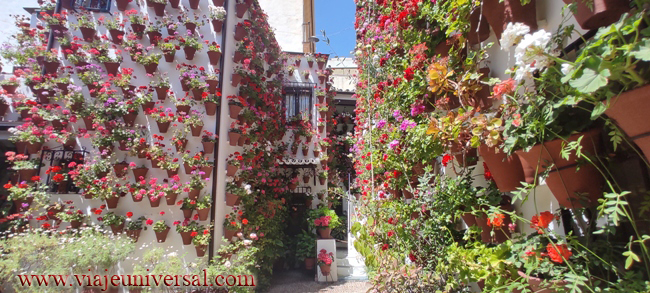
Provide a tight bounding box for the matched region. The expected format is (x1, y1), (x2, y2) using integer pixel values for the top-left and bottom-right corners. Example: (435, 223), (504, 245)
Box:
(546, 243), (572, 264)
(487, 213), (505, 228)
(531, 211), (554, 234)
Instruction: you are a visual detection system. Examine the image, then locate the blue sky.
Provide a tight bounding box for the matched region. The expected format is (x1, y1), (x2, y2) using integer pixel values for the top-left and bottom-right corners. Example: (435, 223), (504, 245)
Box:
(314, 0), (356, 57)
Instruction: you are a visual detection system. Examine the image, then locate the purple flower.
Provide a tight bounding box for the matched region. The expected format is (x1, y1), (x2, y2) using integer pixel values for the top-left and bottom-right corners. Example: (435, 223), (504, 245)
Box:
(389, 140), (399, 150)
(377, 119), (386, 129)
(400, 120), (416, 131)
(393, 110), (403, 121)
(411, 104), (425, 117)
(21, 203), (29, 208)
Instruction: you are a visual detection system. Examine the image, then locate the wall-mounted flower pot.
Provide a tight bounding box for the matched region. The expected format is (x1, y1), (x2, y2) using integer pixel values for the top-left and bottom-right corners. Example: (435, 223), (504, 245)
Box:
(233, 51), (244, 63)
(70, 220), (82, 229)
(206, 79), (218, 93)
(228, 132), (240, 147)
(144, 63), (158, 74)
(131, 24), (146, 34)
(157, 121), (171, 133)
(226, 193), (240, 206)
(482, 0), (538, 41)
(234, 25), (247, 41)
(155, 86), (169, 100)
(0, 103), (8, 117)
(204, 102), (218, 116)
(515, 128), (603, 208)
(235, 3), (248, 18)
(604, 84), (650, 163)
(113, 163), (128, 177)
(80, 27), (96, 41)
(180, 231), (192, 244)
(1, 84), (17, 94)
(237, 136), (246, 146)
(318, 75), (326, 84)
(148, 196), (161, 208)
(166, 168), (179, 178)
(212, 0), (224, 5)
(307, 61), (314, 68)
(108, 29), (124, 45)
(318, 227), (332, 239)
(189, 0), (200, 9)
(175, 139), (188, 152)
(451, 143), (478, 167)
(152, 2), (166, 16)
(317, 61), (325, 70)
(18, 169), (37, 182)
(176, 105), (190, 114)
(229, 104), (242, 119)
(185, 22), (197, 32)
(475, 203), (513, 244)
(116, 0), (129, 10)
(200, 166), (213, 179)
(517, 271), (569, 292)
(190, 88), (203, 100)
(224, 229), (240, 242)
(169, 0), (180, 8)
(103, 62), (120, 76)
(155, 227), (170, 242)
(211, 19), (223, 33)
(195, 245), (207, 257)
(190, 124), (203, 137)
(182, 208), (193, 219)
(132, 167), (149, 179)
(468, 7), (490, 45)
(99, 146), (113, 158)
(106, 195), (120, 209)
(110, 223), (124, 235)
(478, 145), (530, 192)
(123, 112), (137, 127)
(183, 47), (197, 60)
(207, 51), (221, 65)
(563, 0), (629, 30)
(141, 101), (155, 112)
(197, 208), (209, 221)
(202, 141), (215, 154)
(231, 73), (242, 87)
(147, 31), (162, 46)
(25, 142), (43, 154)
(164, 51), (175, 63)
(125, 229), (141, 242)
(43, 61), (60, 74)
(226, 163), (238, 176)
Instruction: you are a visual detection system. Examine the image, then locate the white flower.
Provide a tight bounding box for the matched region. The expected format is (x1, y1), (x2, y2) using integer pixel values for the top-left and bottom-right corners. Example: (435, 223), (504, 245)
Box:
(514, 29), (554, 68)
(513, 64), (535, 82)
(561, 63), (574, 75)
(500, 22), (530, 50)
(224, 261), (231, 268)
(243, 240), (252, 246)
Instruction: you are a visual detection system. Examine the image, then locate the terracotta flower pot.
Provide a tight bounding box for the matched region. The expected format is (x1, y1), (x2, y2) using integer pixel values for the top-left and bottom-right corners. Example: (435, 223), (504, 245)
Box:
(185, 22), (197, 32)
(189, 0), (200, 9)
(451, 143), (478, 167)
(319, 264), (332, 276)
(141, 101), (155, 111)
(80, 27), (96, 41)
(131, 193), (144, 202)
(207, 51), (221, 65)
(152, 2), (166, 16)
(231, 73), (242, 87)
(478, 145), (531, 192)
(224, 229), (240, 241)
(234, 25), (247, 41)
(475, 203), (513, 244)
(162, 192), (177, 205)
(563, 0), (629, 30)
(468, 7), (490, 45)
(202, 142), (215, 154)
(307, 61), (314, 68)
(229, 104), (243, 119)
(126, 229), (141, 242)
(317, 61), (325, 70)
(183, 47), (197, 60)
(190, 124), (203, 137)
(180, 231), (193, 245)
(226, 193), (240, 206)
(515, 128), (603, 208)
(115, 0), (129, 10)
(177, 105), (190, 115)
(144, 63), (158, 74)
(318, 227), (332, 239)
(212, 0), (224, 5)
(195, 245), (207, 257)
(169, 0), (180, 8)
(226, 164), (238, 176)
(517, 271), (569, 292)
(113, 163), (128, 177)
(70, 220), (82, 229)
(164, 51), (175, 62)
(235, 3), (248, 18)
(197, 208), (209, 221)
(174, 139), (188, 152)
(228, 132), (241, 146)
(123, 112), (137, 127)
(148, 196), (161, 208)
(157, 121), (170, 133)
(155, 86), (169, 100)
(103, 62), (120, 76)
(132, 167), (149, 179)
(13, 197), (33, 212)
(131, 24), (146, 34)
(106, 196), (120, 209)
(43, 61), (60, 74)
(200, 166), (213, 179)
(182, 209), (193, 219)
(18, 169), (38, 182)
(212, 19), (223, 33)
(109, 29), (124, 45)
(189, 188), (200, 200)
(206, 79), (218, 93)
(184, 163), (193, 174)
(605, 84), (650, 163)
(204, 102), (218, 116)
(110, 223), (124, 235)
(304, 258), (316, 270)
(237, 136), (246, 146)
(155, 227), (170, 242)
(481, 0), (538, 41)
(461, 212), (477, 227)
(147, 31), (162, 46)
(25, 142), (43, 154)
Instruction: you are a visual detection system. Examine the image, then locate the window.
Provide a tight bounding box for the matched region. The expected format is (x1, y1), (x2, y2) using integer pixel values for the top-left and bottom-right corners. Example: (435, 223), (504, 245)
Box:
(283, 82), (315, 125)
(71, 0), (112, 12)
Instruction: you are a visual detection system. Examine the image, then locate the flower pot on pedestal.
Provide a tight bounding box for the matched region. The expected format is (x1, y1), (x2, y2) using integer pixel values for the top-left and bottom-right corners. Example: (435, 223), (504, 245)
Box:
(319, 264), (331, 276)
(318, 227), (331, 239)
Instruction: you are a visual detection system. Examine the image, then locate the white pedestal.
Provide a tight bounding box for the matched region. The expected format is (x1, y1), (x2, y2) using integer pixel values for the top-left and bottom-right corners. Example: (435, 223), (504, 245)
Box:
(316, 239), (338, 282)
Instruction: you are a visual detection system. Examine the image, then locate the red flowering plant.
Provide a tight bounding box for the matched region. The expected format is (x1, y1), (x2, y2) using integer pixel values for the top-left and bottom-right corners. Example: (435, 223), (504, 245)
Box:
(56, 206), (87, 223)
(146, 106), (176, 123)
(223, 210), (247, 232)
(175, 219), (199, 233)
(317, 249), (334, 266)
(192, 224), (213, 246)
(4, 181), (49, 210)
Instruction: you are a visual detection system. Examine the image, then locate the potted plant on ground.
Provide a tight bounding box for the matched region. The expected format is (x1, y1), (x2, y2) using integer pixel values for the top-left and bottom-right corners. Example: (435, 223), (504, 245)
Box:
(103, 212), (126, 235)
(153, 220), (170, 242)
(296, 230), (316, 270)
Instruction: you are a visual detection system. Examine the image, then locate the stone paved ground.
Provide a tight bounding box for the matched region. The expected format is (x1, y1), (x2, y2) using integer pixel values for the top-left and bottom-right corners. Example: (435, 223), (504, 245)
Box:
(267, 270), (371, 293)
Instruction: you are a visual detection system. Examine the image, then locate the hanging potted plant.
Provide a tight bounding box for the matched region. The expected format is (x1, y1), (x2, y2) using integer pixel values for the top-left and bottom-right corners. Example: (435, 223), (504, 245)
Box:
(226, 152), (243, 176)
(125, 216), (146, 242)
(317, 249), (334, 276)
(305, 53), (315, 68)
(103, 212), (126, 235)
(5, 182), (47, 212)
(176, 220), (200, 245)
(171, 128), (189, 152)
(126, 10), (147, 38)
(153, 220), (171, 242)
(145, 20), (164, 46)
(180, 197), (197, 219)
(150, 73), (171, 100)
(146, 106), (175, 133)
(151, 0), (167, 16)
(235, 0), (248, 18)
(201, 131), (218, 154)
(228, 95), (245, 119)
(98, 16), (125, 45)
(223, 211), (245, 241)
(158, 36), (178, 63)
(185, 110), (205, 136)
(188, 0), (201, 9)
(206, 41), (222, 65)
(159, 156), (181, 178)
(202, 93), (220, 116)
(9, 123), (46, 155)
(195, 196), (212, 221)
(228, 123), (243, 147)
(178, 31), (203, 60)
(481, 0), (537, 41)
(134, 49), (162, 75)
(56, 208), (86, 229)
(115, 0), (131, 10)
(225, 182), (245, 206)
(73, 12), (97, 41)
(234, 20), (251, 41)
(562, 0), (628, 30)
(7, 153), (39, 182)
(192, 226), (212, 257)
(317, 170), (327, 185)
(209, 6), (226, 33)
(96, 53), (123, 77)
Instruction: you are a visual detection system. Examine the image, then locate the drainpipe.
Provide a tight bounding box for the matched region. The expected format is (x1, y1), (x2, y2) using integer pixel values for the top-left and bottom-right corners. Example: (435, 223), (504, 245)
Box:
(208, 0), (229, 262)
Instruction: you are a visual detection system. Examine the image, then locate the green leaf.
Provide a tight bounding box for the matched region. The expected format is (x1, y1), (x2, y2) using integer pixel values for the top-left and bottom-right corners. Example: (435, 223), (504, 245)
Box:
(631, 39), (650, 61)
(569, 68), (610, 93)
(591, 102), (607, 120)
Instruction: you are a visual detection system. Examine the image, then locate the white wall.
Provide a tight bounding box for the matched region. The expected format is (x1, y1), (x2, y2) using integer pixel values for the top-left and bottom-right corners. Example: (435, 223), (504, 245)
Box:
(257, 0), (304, 52)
